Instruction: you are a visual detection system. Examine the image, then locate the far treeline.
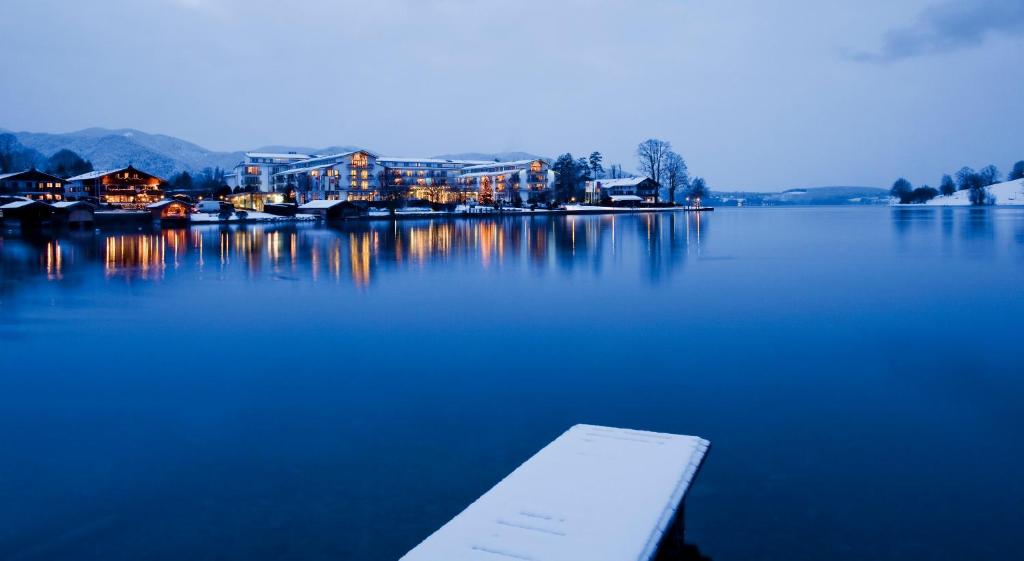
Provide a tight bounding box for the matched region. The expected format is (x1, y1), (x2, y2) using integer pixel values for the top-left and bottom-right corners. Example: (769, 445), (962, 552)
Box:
(548, 139), (710, 205)
(891, 159), (1024, 205)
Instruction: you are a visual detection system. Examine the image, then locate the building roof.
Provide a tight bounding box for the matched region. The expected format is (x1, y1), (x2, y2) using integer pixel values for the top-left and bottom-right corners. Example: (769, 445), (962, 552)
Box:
(146, 199), (188, 209)
(66, 168), (121, 181)
(460, 159), (541, 172)
(0, 169), (66, 182)
(273, 164), (332, 176)
(610, 195), (644, 202)
(0, 200), (40, 209)
(597, 177), (653, 187)
(298, 199), (347, 209)
(51, 201), (93, 209)
(400, 424), (709, 561)
(378, 157), (493, 166)
(245, 152), (312, 160)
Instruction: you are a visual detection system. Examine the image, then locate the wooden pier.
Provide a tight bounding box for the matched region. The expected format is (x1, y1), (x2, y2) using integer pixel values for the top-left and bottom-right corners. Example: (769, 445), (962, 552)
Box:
(401, 424), (710, 561)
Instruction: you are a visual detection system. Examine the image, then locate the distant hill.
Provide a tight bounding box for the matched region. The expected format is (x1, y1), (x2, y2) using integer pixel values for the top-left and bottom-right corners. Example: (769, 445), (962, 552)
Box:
(252, 144), (363, 156)
(3, 127), (245, 179)
(432, 151), (545, 162)
(712, 186), (889, 206)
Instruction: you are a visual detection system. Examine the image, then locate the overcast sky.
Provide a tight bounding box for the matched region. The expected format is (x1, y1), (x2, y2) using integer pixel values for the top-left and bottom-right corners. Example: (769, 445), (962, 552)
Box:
(1, 0), (1022, 190)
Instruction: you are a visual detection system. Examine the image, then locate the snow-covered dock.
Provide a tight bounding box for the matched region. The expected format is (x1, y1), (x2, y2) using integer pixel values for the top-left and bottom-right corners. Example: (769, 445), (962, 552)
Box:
(400, 424), (710, 561)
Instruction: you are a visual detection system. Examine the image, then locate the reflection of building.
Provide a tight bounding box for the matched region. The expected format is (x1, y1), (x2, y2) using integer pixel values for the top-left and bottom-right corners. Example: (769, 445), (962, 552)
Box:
(456, 160), (554, 204)
(0, 169), (66, 201)
(66, 166), (166, 208)
(587, 177), (659, 204)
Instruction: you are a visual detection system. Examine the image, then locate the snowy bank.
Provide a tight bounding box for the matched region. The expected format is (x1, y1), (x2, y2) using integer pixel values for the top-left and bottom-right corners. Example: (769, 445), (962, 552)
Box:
(924, 178), (1024, 206)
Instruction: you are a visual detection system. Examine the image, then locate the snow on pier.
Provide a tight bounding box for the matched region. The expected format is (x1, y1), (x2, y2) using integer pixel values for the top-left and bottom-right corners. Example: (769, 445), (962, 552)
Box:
(400, 424), (710, 561)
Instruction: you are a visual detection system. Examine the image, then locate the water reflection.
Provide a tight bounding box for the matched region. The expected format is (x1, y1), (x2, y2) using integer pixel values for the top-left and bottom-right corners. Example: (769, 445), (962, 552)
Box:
(0, 214), (707, 294)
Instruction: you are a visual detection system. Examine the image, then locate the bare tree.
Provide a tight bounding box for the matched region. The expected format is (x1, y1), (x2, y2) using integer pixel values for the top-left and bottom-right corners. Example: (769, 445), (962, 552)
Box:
(636, 139), (671, 203)
(663, 151), (689, 205)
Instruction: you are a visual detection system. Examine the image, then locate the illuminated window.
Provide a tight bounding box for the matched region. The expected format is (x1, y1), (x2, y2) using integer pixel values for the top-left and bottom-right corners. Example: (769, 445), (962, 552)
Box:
(246, 166), (260, 175)
(361, 180), (368, 189)
(360, 170), (368, 179)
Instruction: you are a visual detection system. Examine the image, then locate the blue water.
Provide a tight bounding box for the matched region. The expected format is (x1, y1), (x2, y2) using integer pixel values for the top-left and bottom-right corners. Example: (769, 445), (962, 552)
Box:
(1, 207), (1022, 561)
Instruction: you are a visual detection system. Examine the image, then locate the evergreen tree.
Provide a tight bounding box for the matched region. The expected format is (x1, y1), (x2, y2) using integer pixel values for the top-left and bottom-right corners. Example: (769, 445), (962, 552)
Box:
(588, 151), (604, 180)
(552, 153), (577, 202)
(939, 174), (956, 196)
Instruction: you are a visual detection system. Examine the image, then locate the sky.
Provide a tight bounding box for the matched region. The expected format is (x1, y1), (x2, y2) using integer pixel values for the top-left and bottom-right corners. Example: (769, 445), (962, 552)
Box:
(1, 0), (1022, 191)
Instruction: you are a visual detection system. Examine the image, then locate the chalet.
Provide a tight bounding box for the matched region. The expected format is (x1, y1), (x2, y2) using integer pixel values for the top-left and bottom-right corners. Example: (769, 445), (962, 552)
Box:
(66, 166), (166, 208)
(147, 199), (191, 223)
(0, 169), (66, 201)
(589, 177), (660, 204)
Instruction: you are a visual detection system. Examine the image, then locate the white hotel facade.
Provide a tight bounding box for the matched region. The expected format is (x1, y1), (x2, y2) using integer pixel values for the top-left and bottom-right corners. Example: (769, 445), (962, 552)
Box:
(225, 149), (555, 207)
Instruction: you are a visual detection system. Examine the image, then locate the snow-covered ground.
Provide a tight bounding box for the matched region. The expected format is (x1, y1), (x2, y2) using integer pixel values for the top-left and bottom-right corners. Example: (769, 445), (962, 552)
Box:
(924, 178), (1024, 206)
(189, 211), (318, 223)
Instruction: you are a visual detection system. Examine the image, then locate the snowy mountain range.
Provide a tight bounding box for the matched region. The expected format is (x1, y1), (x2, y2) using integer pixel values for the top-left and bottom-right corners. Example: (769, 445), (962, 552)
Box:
(0, 127), (546, 179)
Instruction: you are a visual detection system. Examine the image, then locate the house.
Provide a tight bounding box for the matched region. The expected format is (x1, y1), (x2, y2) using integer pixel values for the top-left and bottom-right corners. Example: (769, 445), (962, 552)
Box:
(588, 177), (660, 204)
(0, 169), (66, 201)
(456, 159), (554, 205)
(146, 199), (191, 223)
(51, 201), (95, 227)
(66, 166), (166, 208)
(0, 199), (54, 226)
(297, 199), (364, 220)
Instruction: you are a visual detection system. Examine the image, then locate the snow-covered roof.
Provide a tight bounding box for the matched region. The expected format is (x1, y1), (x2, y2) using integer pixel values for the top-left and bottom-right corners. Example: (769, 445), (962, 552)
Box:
(597, 177), (651, 187)
(298, 199), (347, 209)
(273, 164), (332, 176)
(245, 152), (311, 160)
(67, 169), (122, 182)
(610, 195), (644, 202)
(378, 157), (492, 166)
(400, 424), (710, 561)
(51, 201), (91, 209)
(461, 159), (540, 172)
(0, 171), (23, 181)
(0, 200), (40, 209)
(458, 170), (524, 179)
(146, 199), (187, 209)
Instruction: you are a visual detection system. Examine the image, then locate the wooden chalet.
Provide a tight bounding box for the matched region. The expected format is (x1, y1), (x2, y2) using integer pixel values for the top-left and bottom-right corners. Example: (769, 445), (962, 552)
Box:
(66, 166), (166, 208)
(0, 169), (66, 201)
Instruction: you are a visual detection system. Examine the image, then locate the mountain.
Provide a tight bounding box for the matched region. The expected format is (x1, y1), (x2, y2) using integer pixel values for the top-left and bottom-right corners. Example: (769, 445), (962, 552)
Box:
(432, 151), (545, 162)
(712, 186), (889, 206)
(4, 127), (244, 179)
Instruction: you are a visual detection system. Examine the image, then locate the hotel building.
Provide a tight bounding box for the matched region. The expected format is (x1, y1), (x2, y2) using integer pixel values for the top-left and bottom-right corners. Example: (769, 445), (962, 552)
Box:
(455, 159), (555, 205)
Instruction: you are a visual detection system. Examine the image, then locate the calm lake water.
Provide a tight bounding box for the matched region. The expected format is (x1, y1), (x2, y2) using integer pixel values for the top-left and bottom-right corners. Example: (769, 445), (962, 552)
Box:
(1, 207), (1022, 561)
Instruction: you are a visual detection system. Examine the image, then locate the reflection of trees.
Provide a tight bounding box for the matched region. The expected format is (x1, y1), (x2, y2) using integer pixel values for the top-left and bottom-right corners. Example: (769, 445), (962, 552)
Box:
(0, 213), (707, 291)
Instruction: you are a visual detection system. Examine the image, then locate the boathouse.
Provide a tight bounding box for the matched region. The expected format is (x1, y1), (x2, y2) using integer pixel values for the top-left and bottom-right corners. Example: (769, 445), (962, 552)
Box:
(401, 424), (710, 561)
(66, 166), (166, 208)
(0, 169), (66, 201)
(147, 199), (191, 223)
(0, 199), (55, 226)
(51, 201), (95, 227)
(297, 199), (363, 220)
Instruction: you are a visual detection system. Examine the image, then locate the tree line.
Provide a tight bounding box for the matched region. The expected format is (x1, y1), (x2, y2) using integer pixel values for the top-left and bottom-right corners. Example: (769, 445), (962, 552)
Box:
(891, 159), (1023, 205)
(550, 139), (710, 205)
(0, 133), (94, 178)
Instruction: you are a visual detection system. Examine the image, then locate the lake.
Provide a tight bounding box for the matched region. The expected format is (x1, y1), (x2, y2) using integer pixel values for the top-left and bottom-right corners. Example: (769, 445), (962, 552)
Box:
(1, 207), (1022, 561)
